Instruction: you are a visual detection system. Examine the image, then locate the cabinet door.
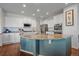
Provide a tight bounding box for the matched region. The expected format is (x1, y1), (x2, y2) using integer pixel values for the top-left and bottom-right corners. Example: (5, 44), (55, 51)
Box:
(20, 38), (27, 50)
(0, 35), (2, 46)
(39, 39), (66, 56)
(10, 33), (20, 43)
(14, 33), (20, 43)
(2, 34), (11, 44)
(9, 34), (15, 43)
(20, 38), (36, 55)
(26, 39), (36, 53)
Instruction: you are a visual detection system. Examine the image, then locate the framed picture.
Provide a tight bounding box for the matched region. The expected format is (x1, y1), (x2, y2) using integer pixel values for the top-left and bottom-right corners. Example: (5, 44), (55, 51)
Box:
(65, 9), (74, 26)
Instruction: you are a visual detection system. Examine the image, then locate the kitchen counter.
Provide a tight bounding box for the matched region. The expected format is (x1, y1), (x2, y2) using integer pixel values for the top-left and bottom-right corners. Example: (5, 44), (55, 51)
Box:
(20, 34), (71, 56)
(21, 34), (64, 40)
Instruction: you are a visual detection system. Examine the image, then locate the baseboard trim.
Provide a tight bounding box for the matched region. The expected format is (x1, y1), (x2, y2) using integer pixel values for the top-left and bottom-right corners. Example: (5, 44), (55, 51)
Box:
(20, 49), (33, 55)
(2, 42), (20, 46)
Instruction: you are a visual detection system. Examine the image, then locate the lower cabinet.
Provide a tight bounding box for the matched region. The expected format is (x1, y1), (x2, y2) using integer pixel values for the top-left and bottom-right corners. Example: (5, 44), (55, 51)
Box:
(2, 34), (11, 44)
(2, 33), (20, 45)
(20, 38), (37, 55)
(0, 35), (2, 46)
(10, 33), (20, 43)
(39, 39), (66, 56)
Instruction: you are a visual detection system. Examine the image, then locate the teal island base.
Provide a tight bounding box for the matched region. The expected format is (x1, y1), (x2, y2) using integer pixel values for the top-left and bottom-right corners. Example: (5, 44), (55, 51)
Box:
(20, 37), (71, 56)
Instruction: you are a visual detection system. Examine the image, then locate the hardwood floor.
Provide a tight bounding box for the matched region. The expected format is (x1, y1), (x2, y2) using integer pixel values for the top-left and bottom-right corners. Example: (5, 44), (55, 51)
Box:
(0, 43), (33, 56)
(71, 48), (78, 56)
(0, 43), (20, 56)
(0, 43), (78, 56)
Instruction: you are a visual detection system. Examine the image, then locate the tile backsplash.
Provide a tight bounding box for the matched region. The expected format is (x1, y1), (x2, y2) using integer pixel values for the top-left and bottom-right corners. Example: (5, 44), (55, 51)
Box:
(2, 27), (20, 33)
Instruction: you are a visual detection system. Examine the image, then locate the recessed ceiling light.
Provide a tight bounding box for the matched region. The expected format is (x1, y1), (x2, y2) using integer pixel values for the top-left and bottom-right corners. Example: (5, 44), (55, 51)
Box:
(46, 12), (49, 15)
(32, 13), (35, 16)
(21, 11), (24, 13)
(37, 9), (40, 12)
(22, 4), (26, 7)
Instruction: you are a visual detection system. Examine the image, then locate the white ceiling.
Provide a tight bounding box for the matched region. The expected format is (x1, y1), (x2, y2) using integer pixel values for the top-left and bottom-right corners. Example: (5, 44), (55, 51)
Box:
(0, 3), (72, 19)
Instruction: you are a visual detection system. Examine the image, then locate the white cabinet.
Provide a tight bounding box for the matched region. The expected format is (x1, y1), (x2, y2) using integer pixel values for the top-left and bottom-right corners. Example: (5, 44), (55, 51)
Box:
(2, 33), (20, 45)
(10, 33), (20, 43)
(14, 33), (20, 43)
(2, 33), (11, 44)
(0, 35), (2, 46)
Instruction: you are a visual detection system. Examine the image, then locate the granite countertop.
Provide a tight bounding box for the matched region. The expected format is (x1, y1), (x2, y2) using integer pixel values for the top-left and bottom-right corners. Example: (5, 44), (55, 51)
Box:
(21, 34), (64, 40)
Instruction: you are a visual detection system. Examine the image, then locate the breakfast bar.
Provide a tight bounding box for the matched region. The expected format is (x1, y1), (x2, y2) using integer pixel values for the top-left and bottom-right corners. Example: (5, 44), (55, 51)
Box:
(20, 34), (71, 56)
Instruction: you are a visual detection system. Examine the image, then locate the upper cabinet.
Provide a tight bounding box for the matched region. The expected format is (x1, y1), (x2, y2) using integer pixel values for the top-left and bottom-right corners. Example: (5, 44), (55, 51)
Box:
(0, 8), (5, 33)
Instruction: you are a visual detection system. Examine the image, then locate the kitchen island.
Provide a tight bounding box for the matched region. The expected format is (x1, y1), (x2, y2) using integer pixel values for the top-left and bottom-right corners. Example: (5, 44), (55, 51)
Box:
(20, 34), (71, 56)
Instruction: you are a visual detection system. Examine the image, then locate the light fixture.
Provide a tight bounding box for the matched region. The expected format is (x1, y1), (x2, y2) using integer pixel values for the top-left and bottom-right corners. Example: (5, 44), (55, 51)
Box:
(32, 13), (35, 16)
(37, 9), (40, 12)
(46, 12), (49, 15)
(22, 4), (26, 7)
(21, 11), (24, 13)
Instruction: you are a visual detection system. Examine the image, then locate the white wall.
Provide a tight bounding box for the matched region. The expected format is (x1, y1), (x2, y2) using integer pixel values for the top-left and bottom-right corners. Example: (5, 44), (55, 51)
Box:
(52, 14), (64, 27)
(63, 4), (78, 49)
(5, 13), (36, 28)
(41, 19), (53, 27)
